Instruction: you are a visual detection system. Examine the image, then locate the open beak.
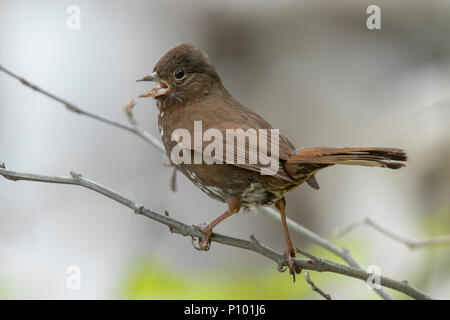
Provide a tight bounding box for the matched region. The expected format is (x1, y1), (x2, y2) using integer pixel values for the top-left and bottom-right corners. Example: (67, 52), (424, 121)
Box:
(136, 71), (170, 98)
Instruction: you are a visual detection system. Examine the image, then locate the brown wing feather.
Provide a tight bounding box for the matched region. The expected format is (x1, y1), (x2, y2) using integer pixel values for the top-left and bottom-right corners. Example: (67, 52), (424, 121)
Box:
(164, 94), (297, 182)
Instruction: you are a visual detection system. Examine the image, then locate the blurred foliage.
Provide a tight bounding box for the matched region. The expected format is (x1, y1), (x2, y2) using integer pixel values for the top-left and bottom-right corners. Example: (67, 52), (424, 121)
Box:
(120, 258), (312, 299)
(422, 207), (450, 237)
(119, 242), (385, 299)
(413, 207), (450, 294)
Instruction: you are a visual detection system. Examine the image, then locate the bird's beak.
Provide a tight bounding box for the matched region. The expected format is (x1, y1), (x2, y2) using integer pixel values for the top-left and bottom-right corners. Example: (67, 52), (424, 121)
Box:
(136, 71), (170, 98)
(136, 71), (160, 82)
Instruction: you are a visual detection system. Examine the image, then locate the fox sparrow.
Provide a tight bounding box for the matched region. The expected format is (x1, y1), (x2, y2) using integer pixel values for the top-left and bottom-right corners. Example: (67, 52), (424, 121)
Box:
(137, 44), (406, 280)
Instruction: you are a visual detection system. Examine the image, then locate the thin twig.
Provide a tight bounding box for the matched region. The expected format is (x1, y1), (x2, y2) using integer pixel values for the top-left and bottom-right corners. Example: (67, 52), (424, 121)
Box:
(304, 272), (332, 300)
(0, 64), (398, 300)
(335, 217), (450, 250)
(0, 65), (164, 152)
(0, 168), (432, 300)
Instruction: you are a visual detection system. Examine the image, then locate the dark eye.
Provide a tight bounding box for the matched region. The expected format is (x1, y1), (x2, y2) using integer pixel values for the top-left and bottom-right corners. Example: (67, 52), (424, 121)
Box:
(174, 68), (185, 80)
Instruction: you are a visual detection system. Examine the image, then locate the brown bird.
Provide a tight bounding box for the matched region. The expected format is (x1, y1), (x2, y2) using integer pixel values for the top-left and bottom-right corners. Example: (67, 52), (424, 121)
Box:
(137, 44), (406, 280)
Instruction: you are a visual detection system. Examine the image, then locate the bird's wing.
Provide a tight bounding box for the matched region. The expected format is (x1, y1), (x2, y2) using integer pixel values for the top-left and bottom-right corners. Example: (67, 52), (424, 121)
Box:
(171, 120), (296, 182)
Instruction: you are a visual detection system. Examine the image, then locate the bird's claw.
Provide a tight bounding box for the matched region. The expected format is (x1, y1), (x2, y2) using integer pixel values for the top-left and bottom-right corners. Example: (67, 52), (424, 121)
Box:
(191, 236), (203, 251)
(192, 223), (212, 251)
(284, 247), (302, 282)
(277, 262), (287, 273)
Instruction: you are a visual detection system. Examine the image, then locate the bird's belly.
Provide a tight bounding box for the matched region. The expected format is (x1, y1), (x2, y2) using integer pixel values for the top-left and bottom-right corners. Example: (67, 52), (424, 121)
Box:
(177, 163), (296, 206)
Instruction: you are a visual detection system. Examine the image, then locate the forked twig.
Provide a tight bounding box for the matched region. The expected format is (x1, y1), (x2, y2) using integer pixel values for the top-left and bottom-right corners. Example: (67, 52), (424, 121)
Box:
(336, 217), (450, 249)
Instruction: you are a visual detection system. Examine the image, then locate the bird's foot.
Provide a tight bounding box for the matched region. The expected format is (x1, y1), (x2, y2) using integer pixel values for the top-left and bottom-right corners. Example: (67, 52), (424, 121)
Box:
(192, 223), (213, 251)
(284, 244), (302, 282)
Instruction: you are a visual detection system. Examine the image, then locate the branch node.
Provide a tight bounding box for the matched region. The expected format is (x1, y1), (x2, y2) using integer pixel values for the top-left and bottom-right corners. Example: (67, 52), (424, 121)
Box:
(250, 234), (287, 272)
(0, 163), (19, 181)
(296, 248), (326, 271)
(164, 210), (174, 233)
(134, 205), (145, 215)
(65, 103), (81, 114)
(70, 171), (82, 180)
(249, 234), (264, 253)
(18, 77), (30, 87)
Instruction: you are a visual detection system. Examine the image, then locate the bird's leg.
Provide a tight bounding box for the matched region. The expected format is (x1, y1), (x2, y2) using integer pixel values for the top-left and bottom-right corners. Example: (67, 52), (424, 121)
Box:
(275, 197), (302, 282)
(194, 196), (241, 251)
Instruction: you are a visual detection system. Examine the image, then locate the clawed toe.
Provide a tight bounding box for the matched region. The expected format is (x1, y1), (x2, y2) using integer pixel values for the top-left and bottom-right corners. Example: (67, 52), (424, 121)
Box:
(192, 224), (213, 251)
(284, 248), (302, 282)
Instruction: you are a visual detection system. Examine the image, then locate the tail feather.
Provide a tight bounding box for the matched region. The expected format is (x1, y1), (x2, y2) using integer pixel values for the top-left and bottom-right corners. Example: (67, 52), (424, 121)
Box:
(286, 147), (407, 170)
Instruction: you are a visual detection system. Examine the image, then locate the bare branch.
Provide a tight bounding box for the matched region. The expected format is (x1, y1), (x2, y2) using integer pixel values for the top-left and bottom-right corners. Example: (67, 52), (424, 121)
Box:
(0, 167), (432, 300)
(0, 65), (164, 153)
(304, 272), (332, 300)
(335, 217), (450, 250)
(0, 64), (406, 300)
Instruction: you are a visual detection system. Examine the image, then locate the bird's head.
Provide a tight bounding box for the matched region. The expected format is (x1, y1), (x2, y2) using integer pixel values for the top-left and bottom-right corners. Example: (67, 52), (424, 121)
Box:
(137, 44), (222, 106)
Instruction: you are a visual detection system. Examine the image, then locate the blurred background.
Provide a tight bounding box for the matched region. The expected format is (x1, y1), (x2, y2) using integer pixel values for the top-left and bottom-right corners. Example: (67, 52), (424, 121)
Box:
(0, 0), (449, 299)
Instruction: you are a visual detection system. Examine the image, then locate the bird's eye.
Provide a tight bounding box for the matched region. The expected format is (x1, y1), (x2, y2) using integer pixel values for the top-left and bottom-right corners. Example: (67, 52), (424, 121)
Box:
(174, 68), (185, 80)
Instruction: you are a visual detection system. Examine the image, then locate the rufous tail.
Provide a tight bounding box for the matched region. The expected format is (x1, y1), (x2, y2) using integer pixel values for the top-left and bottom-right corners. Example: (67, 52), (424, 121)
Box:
(287, 147), (407, 169)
